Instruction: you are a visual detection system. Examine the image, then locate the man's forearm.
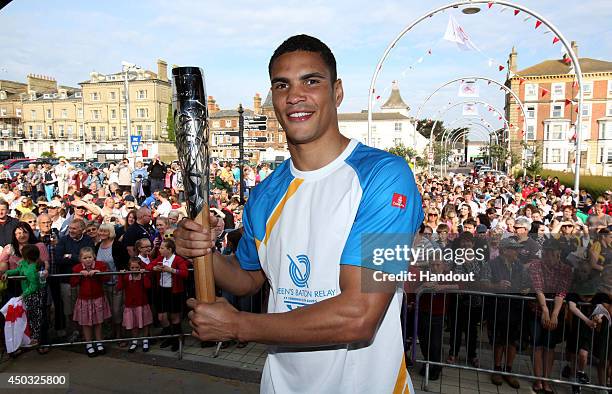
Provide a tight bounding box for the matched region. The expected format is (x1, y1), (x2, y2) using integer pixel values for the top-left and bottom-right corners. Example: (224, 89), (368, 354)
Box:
(212, 252), (263, 296)
(233, 290), (393, 346)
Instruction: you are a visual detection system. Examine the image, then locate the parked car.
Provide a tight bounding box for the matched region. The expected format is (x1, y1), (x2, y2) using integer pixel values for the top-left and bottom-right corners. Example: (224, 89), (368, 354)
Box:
(7, 159), (42, 180)
(2, 158), (32, 170)
(70, 161), (90, 171)
(0, 151), (25, 162)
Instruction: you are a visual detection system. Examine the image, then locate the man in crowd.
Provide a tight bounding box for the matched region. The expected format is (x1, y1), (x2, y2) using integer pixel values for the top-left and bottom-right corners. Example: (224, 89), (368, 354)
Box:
(118, 158), (133, 195)
(147, 154), (166, 193)
(0, 199), (19, 246)
(123, 207), (154, 257)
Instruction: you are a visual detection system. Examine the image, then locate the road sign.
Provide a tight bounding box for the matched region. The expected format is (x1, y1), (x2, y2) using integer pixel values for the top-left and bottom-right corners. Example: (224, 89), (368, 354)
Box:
(244, 136), (268, 143)
(243, 115), (267, 122)
(130, 135), (141, 153)
(244, 125), (267, 131)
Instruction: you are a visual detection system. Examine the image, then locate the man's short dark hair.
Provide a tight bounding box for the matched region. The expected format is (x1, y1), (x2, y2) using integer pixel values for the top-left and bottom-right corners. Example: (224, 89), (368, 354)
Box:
(268, 34), (337, 82)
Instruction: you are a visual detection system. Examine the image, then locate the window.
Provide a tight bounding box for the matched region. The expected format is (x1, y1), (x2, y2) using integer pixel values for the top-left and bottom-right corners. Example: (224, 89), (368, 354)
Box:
(213, 120), (220, 128)
(67, 125), (74, 138)
(608, 81), (612, 96)
(582, 82), (593, 97)
(525, 83), (538, 99)
(581, 103), (591, 117)
(15, 108), (21, 117)
(552, 83), (565, 100)
(581, 122), (591, 141)
(111, 126), (117, 138)
(551, 148), (561, 163)
(145, 125), (152, 140)
(0, 108), (6, 116)
(122, 126), (127, 136)
(552, 104), (563, 118)
(122, 109), (127, 119)
(100, 126), (105, 138)
(394, 122), (402, 132)
(91, 92), (99, 101)
(225, 120), (232, 127)
(59, 125), (64, 137)
(527, 125), (536, 140)
(136, 125), (143, 136)
(110, 109), (117, 119)
(137, 90), (147, 99)
(91, 109), (101, 120)
(77, 108), (83, 118)
(69, 143), (74, 153)
(46, 108), (52, 119)
(28, 126), (33, 138)
(79, 125), (84, 138)
(30, 110), (36, 120)
(526, 105), (536, 119)
(393, 138), (402, 146)
(606, 102), (612, 117)
(546, 124), (564, 140)
(47, 125), (53, 138)
(110, 91), (116, 100)
(598, 147), (604, 163)
(136, 108), (148, 118)
(36, 125), (42, 138)
(601, 122), (609, 139)
(608, 149), (612, 163)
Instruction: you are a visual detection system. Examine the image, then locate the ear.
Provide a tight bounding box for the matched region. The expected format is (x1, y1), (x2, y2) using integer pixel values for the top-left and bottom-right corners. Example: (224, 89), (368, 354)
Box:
(333, 79), (344, 108)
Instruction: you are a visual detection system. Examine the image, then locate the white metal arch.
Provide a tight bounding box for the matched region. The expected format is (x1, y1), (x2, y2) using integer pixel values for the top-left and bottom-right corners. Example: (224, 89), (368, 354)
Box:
(367, 0), (584, 192)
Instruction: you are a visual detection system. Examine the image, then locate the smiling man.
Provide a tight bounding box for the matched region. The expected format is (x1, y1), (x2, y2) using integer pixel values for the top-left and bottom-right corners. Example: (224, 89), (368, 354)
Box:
(175, 35), (423, 393)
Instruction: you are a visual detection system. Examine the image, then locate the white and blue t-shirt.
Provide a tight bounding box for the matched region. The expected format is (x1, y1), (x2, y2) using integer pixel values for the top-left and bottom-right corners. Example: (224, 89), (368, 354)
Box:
(237, 139), (423, 393)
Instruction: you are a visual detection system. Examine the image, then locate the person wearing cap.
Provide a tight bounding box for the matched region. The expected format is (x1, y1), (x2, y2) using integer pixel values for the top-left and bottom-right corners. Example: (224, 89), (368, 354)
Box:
(513, 217), (540, 265)
(488, 236), (531, 388)
(46, 200), (65, 234)
(588, 228), (612, 273)
(120, 195), (138, 218)
(528, 237), (573, 393)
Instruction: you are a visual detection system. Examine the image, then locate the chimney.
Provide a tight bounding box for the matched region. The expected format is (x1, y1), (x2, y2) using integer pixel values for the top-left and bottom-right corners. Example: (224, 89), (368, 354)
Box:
(157, 59), (168, 82)
(570, 41), (579, 58)
(207, 95), (218, 114)
(508, 46), (518, 73)
(253, 93), (262, 114)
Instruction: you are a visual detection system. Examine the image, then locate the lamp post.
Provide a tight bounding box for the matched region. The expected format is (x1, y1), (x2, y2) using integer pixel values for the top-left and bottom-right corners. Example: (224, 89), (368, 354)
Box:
(122, 61), (140, 162)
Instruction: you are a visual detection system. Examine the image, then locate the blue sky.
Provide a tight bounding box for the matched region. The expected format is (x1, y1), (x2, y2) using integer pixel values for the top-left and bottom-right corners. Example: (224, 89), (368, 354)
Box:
(1, 0), (611, 138)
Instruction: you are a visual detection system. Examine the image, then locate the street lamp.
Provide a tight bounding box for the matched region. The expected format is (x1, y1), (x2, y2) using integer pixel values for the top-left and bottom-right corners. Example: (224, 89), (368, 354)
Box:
(122, 61), (140, 162)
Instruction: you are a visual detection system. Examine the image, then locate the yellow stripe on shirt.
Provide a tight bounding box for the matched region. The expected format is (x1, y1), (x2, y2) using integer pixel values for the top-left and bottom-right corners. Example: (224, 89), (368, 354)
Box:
(263, 178), (304, 246)
(392, 355), (408, 394)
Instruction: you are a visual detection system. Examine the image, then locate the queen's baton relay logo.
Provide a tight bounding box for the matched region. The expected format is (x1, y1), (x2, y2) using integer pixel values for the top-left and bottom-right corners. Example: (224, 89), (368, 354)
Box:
(288, 254), (310, 288)
(278, 254), (337, 310)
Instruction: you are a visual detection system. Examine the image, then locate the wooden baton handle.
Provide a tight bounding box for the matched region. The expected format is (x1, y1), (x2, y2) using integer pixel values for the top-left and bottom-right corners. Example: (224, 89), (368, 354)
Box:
(193, 203), (216, 303)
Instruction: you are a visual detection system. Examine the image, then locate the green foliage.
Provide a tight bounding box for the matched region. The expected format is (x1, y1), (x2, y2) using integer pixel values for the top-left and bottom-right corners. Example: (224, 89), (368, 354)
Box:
(386, 144), (417, 161)
(166, 104), (175, 142)
(528, 169), (610, 198)
(40, 151), (55, 158)
(416, 119), (446, 141)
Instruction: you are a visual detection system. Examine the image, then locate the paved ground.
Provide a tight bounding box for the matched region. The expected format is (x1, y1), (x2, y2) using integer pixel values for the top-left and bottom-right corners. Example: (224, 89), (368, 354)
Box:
(0, 349), (259, 393)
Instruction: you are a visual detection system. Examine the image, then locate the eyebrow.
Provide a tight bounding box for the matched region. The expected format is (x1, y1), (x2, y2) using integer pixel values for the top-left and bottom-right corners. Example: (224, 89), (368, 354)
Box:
(270, 72), (328, 85)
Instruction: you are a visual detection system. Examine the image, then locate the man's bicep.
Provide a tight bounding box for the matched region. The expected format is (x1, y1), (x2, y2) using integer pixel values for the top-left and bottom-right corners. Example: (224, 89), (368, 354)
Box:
(339, 265), (395, 320)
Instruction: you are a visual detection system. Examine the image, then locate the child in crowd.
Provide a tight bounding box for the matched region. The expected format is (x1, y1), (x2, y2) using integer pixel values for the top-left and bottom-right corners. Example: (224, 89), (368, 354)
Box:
(2, 244), (47, 348)
(70, 247), (111, 357)
(117, 257), (152, 353)
(134, 238), (153, 267)
(148, 239), (189, 352)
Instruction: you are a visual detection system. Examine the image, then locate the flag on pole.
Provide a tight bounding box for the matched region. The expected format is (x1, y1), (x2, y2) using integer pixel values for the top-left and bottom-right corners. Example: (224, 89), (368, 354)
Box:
(458, 79), (480, 97)
(462, 103), (479, 116)
(443, 15), (479, 51)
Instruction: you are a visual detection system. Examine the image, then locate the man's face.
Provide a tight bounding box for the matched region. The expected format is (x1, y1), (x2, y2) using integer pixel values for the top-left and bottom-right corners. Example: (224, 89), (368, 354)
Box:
(0, 204), (7, 220)
(38, 216), (51, 234)
(68, 223), (84, 239)
(270, 50), (343, 146)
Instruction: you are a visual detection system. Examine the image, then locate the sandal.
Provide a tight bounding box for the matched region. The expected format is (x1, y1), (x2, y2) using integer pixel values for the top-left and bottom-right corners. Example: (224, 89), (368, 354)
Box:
(128, 341), (138, 353)
(95, 343), (106, 355)
(86, 344), (97, 358)
(142, 340), (149, 353)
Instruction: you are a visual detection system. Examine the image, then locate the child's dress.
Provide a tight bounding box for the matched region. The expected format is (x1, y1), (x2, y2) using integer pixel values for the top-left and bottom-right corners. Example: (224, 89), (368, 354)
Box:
(117, 272), (153, 330)
(71, 261), (111, 326)
(4, 259), (45, 341)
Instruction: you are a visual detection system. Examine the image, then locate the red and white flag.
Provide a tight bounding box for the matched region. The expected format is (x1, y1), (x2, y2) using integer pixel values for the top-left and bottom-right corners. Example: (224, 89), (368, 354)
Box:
(443, 15), (479, 51)
(1, 297), (31, 353)
(458, 79), (479, 97)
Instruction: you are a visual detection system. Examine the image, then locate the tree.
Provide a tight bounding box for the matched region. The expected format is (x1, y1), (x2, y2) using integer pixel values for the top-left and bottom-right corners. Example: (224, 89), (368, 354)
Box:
(386, 144), (417, 162)
(166, 104), (175, 142)
(40, 151), (55, 158)
(416, 119), (446, 141)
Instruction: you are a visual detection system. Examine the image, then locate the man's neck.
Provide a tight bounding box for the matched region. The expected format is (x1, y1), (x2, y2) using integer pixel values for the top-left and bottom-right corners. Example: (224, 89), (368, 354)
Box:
(288, 133), (350, 172)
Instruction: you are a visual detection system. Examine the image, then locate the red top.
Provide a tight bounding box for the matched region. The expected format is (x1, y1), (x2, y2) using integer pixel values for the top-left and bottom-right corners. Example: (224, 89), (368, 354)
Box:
(117, 273), (151, 307)
(70, 261), (107, 300)
(146, 255), (190, 294)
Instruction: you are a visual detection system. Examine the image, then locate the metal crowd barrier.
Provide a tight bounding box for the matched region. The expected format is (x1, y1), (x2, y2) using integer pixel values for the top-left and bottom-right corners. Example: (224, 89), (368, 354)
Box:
(405, 288), (611, 392)
(1, 269), (267, 361)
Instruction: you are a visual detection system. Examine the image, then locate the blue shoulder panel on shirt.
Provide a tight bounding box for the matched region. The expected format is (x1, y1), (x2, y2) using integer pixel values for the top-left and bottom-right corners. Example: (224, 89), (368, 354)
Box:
(236, 159), (294, 271)
(341, 144), (424, 273)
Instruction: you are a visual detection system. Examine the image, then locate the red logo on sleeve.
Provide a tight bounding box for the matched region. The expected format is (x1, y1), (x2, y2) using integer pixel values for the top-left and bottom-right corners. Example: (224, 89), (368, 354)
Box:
(391, 193), (407, 209)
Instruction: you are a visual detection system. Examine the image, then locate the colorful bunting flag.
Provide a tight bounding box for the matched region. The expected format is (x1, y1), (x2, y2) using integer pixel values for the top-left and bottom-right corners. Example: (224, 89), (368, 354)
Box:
(541, 88), (549, 97)
(487, 2), (493, 9)
(565, 99), (572, 106)
(514, 9), (520, 16)
(535, 20), (542, 29)
(552, 37), (560, 44)
(498, 65), (505, 71)
(519, 78), (526, 85)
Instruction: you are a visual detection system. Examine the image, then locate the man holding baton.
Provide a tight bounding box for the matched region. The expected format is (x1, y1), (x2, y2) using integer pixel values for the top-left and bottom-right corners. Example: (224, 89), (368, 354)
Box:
(175, 35), (423, 393)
